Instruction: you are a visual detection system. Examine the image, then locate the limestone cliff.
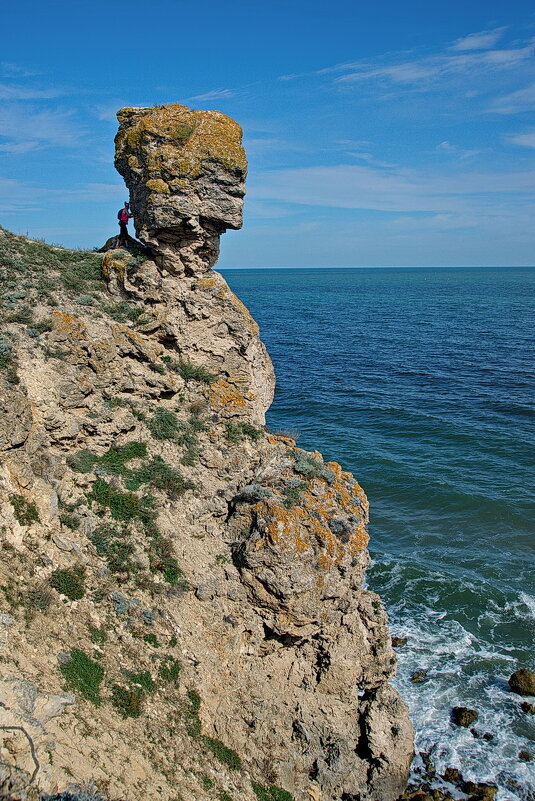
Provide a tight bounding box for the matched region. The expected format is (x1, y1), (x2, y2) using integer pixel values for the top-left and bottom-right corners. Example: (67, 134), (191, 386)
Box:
(0, 104), (413, 801)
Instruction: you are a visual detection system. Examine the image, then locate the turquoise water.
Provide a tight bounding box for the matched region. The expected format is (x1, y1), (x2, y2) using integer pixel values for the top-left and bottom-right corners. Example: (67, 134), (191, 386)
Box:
(222, 266), (535, 799)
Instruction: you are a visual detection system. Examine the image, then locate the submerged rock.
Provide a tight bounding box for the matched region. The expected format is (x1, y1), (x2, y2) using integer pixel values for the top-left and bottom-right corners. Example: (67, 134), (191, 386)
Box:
(451, 706), (479, 727)
(508, 668), (535, 696)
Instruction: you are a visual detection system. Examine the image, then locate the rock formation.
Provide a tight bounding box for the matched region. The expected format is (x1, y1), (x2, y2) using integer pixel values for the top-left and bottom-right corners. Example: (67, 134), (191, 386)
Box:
(0, 103), (413, 801)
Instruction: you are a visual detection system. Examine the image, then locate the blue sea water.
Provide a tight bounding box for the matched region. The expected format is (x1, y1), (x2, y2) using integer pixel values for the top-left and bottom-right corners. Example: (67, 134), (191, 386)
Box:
(221, 266), (535, 799)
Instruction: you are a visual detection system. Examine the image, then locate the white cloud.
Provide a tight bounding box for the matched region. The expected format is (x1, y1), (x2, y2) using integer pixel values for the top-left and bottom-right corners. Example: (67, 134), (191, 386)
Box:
(0, 83), (62, 100)
(450, 28), (507, 51)
(436, 141), (483, 160)
(0, 176), (124, 212)
(0, 106), (85, 148)
(487, 82), (535, 113)
(0, 62), (39, 78)
(250, 163), (535, 215)
(508, 131), (535, 148)
(0, 140), (40, 154)
(188, 88), (235, 102)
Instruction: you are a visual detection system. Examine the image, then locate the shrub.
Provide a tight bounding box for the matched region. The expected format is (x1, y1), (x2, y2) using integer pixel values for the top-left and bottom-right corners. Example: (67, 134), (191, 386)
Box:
(9, 494), (39, 525)
(225, 422), (263, 444)
(294, 451), (335, 484)
(149, 537), (188, 586)
(252, 784), (294, 801)
(283, 479), (306, 508)
(89, 479), (155, 524)
(59, 511), (80, 530)
(126, 456), (194, 499)
(90, 524), (137, 576)
(59, 648), (104, 705)
(235, 484), (272, 504)
(89, 625), (107, 644)
(111, 684), (144, 718)
(175, 360), (216, 384)
(158, 657), (181, 683)
(143, 633), (159, 647)
(49, 566), (85, 600)
(67, 450), (98, 473)
(148, 408), (180, 440)
(202, 737), (242, 771)
(128, 670), (157, 692)
(26, 582), (54, 612)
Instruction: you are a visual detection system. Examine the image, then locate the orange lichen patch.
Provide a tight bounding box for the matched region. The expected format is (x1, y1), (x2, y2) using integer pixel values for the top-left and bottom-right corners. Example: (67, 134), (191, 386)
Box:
(251, 471), (369, 571)
(51, 312), (86, 339)
(267, 435), (296, 447)
(209, 379), (255, 411)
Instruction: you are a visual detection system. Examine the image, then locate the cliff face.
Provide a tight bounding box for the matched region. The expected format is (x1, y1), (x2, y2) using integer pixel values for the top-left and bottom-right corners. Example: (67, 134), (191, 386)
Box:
(0, 104), (413, 801)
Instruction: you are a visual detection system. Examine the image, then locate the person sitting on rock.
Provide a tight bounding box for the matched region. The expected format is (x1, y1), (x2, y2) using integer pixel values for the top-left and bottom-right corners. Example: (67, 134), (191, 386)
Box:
(117, 202), (133, 247)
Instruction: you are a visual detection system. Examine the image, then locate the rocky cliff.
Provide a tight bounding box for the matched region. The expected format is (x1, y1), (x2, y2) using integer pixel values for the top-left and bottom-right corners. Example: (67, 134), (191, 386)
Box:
(0, 103), (413, 801)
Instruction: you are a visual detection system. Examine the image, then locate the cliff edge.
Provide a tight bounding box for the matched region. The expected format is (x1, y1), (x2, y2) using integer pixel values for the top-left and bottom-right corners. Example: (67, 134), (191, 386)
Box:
(0, 103), (413, 801)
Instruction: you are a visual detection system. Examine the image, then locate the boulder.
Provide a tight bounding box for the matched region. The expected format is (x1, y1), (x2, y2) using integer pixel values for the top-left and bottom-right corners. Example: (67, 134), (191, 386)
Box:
(508, 668), (535, 696)
(451, 706), (478, 727)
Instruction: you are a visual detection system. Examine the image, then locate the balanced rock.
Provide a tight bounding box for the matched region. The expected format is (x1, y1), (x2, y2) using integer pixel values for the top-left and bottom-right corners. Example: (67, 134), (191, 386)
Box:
(451, 706), (478, 727)
(508, 668), (535, 696)
(115, 103), (247, 274)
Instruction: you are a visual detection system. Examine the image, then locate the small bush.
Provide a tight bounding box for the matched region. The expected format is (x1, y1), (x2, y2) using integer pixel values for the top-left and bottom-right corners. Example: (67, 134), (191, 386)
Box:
(67, 450), (98, 473)
(89, 479), (155, 524)
(225, 422), (263, 444)
(149, 537), (188, 586)
(59, 648), (104, 705)
(59, 511), (80, 530)
(148, 408), (180, 440)
(111, 684), (144, 718)
(202, 737), (242, 771)
(235, 484), (272, 504)
(128, 670), (157, 692)
(50, 566), (85, 600)
(90, 524), (137, 576)
(126, 456), (194, 499)
(143, 633), (159, 647)
(89, 625), (108, 644)
(158, 657), (181, 683)
(252, 783), (294, 801)
(26, 582), (54, 612)
(283, 479), (306, 508)
(294, 451), (335, 484)
(10, 494), (39, 525)
(175, 360), (217, 384)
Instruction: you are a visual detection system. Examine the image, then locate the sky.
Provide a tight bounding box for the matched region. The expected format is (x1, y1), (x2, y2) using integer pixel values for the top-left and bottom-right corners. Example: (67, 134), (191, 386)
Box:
(2, 0), (535, 267)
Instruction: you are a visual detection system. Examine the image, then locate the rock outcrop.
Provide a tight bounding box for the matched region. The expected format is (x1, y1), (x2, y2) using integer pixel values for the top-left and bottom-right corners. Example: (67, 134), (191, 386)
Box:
(0, 103), (413, 801)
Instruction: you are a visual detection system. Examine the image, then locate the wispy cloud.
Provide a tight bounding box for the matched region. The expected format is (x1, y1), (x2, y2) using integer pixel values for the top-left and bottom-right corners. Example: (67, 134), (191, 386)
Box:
(0, 105), (85, 148)
(0, 176), (124, 212)
(0, 140), (40, 154)
(251, 163), (535, 215)
(0, 82), (62, 100)
(450, 27), (507, 52)
(487, 82), (535, 113)
(0, 61), (39, 78)
(436, 140), (483, 160)
(508, 131), (535, 148)
(188, 88), (235, 102)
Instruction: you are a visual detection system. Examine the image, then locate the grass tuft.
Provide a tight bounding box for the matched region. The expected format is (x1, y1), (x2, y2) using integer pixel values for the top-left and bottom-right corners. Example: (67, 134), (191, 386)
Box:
(59, 648), (104, 705)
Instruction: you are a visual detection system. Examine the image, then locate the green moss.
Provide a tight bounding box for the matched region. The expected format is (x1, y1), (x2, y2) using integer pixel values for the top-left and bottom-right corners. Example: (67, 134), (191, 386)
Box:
(158, 657), (181, 683)
(59, 648), (104, 705)
(49, 566), (85, 600)
(111, 684), (145, 718)
(252, 783), (294, 801)
(10, 494), (39, 525)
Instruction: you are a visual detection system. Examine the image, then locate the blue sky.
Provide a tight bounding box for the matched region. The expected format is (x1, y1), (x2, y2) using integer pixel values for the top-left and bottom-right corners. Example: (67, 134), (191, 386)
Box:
(2, 0), (535, 266)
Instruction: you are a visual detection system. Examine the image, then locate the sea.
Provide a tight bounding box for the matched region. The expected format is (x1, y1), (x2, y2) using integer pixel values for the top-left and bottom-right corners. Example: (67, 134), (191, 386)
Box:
(221, 266), (535, 800)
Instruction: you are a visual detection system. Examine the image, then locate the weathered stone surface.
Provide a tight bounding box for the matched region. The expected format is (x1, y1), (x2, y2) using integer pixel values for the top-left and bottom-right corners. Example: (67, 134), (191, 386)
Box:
(115, 104), (246, 274)
(0, 382), (32, 451)
(0, 104), (414, 801)
(508, 668), (535, 696)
